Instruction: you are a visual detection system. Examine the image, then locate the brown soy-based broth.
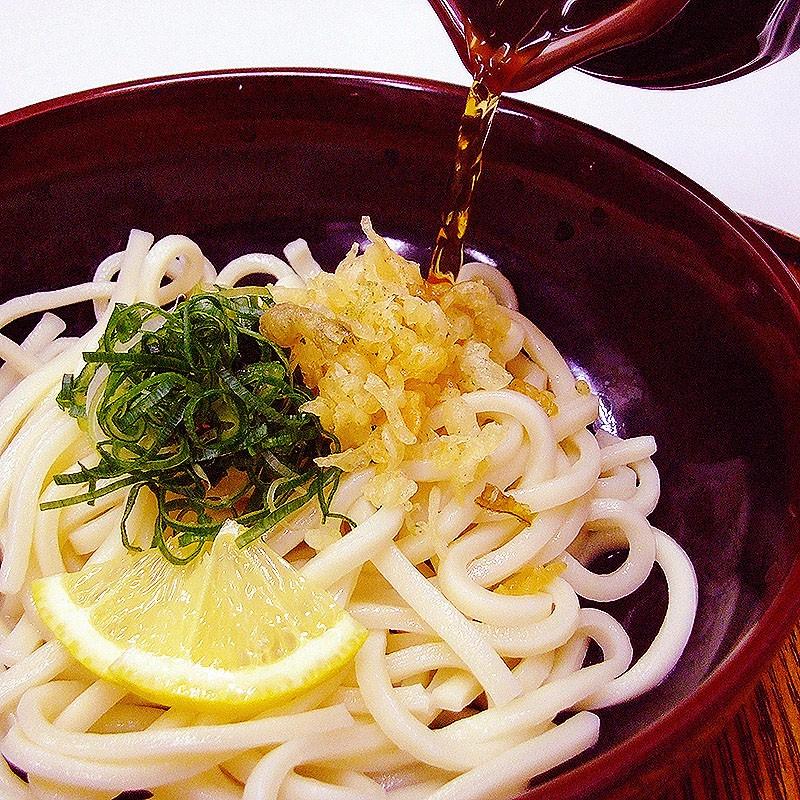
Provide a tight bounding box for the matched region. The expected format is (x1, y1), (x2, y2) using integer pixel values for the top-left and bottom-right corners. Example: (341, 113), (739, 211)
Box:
(429, 0), (689, 277)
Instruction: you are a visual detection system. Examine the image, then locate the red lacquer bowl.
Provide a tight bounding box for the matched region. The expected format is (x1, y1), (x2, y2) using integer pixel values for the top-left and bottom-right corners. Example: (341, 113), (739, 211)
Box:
(1, 70), (799, 800)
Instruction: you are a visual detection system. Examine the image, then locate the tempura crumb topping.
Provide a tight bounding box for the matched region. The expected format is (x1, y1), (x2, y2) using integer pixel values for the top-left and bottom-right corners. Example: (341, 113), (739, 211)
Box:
(265, 219), (514, 506)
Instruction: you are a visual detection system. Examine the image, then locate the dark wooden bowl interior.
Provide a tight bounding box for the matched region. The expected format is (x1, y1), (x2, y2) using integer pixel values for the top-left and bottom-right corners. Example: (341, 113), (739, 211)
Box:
(1, 71), (799, 799)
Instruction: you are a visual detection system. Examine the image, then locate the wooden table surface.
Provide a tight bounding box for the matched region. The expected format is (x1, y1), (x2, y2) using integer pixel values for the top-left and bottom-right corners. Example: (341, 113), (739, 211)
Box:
(660, 220), (800, 800)
(659, 626), (800, 800)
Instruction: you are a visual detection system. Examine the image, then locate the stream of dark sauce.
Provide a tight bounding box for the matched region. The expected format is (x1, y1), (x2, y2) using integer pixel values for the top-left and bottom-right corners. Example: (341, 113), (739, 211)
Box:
(428, 0), (689, 279)
(429, 79), (500, 278)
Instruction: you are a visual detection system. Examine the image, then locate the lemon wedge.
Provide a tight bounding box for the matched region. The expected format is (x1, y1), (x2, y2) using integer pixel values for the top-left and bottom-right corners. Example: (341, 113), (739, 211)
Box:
(32, 521), (366, 711)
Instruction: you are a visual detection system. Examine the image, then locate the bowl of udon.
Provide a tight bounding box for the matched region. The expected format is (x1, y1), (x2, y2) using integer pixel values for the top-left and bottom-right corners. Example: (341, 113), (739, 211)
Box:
(0, 69), (799, 800)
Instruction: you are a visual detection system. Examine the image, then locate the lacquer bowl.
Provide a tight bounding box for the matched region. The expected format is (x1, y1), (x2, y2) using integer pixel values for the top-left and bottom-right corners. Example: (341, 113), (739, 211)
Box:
(1, 70), (799, 800)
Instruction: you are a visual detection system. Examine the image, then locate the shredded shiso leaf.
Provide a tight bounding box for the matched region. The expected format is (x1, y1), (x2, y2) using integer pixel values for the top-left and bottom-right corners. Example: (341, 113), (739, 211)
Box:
(42, 289), (344, 563)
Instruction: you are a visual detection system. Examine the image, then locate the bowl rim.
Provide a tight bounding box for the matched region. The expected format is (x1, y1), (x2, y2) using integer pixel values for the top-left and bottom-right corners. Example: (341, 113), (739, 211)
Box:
(2, 67), (800, 798)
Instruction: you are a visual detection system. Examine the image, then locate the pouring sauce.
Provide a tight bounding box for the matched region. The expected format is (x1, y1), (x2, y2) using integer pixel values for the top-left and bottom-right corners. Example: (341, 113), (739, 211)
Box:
(428, 0), (689, 277)
(428, 79), (500, 278)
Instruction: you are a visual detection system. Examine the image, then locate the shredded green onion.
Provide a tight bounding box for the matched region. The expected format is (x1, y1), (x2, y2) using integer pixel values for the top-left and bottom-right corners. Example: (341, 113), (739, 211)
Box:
(42, 289), (344, 563)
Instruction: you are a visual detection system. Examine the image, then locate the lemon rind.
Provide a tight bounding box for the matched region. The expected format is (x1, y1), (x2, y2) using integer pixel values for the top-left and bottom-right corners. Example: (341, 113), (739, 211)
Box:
(109, 619), (366, 709)
(33, 575), (122, 672)
(32, 574), (367, 711)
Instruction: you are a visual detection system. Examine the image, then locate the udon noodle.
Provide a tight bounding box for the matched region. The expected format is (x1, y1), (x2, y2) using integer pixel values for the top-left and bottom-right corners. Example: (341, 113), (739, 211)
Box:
(0, 225), (697, 800)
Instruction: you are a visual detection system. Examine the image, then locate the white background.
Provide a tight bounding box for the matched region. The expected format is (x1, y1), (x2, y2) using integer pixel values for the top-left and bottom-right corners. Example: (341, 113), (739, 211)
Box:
(2, 0), (799, 233)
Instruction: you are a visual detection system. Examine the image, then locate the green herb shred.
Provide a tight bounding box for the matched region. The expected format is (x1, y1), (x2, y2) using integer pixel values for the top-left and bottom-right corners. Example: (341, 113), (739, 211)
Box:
(42, 289), (345, 563)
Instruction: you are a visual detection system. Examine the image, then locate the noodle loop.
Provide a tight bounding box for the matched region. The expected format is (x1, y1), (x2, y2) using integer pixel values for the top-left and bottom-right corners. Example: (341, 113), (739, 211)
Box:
(0, 227), (696, 800)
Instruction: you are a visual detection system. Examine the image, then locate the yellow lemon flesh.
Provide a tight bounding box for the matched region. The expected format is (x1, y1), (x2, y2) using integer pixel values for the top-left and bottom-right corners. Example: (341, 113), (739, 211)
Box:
(32, 522), (366, 712)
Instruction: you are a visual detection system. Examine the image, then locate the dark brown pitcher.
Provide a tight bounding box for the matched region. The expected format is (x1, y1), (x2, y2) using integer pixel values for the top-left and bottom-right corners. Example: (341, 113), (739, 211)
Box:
(429, 0), (800, 92)
(582, 0), (800, 88)
(427, 0), (800, 277)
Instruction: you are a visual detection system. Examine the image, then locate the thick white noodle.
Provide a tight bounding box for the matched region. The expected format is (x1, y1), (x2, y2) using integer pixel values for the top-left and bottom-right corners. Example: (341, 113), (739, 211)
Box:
(584, 528), (698, 709)
(426, 711), (600, 800)
(371, 545), (522, 707)
(301, 507), (404, 590)
(0, 236), (697, 800)
(216, 253), (305, 289)
(0, 314), (66, 400)
(562, 498), (657, 603)
(283, 240), (323, 280)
